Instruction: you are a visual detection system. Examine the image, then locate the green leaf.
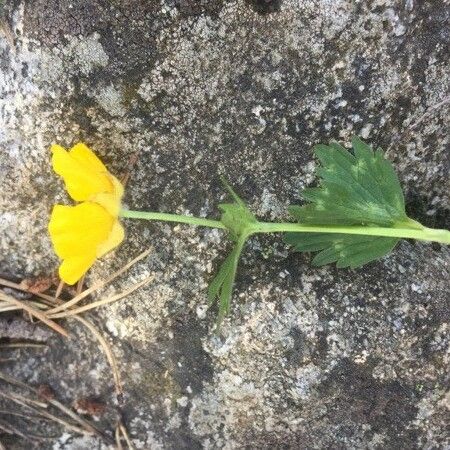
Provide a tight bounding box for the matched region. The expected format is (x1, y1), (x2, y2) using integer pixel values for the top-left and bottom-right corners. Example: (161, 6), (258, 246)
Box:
(208, 178), (256, 322)
(208, 236), (247, 323)
(218, 177), (257, 241)
(207, 251), (235, 304)
(286, 137), (407, 268)
(285, 232), (399, 268)
(290, 137), (407, 227)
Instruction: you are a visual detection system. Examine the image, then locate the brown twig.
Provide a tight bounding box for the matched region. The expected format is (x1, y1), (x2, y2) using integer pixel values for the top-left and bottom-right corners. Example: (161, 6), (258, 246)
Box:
(0, 292), (68, 337)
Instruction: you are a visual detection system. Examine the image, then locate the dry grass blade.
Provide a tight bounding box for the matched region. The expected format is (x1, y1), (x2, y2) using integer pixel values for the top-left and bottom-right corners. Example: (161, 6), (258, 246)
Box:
(0, 305), (29, 313)
(48, 275), (154, 319)
(0, 422), (12, 435)
(0, 292), (68, 337)
(45, 394), (114, 444)
(0, 249), (153, 445)
(73, 316), (123, 397)
(47, 248), (153, 315)
(0, 439), (5, 450)
(76, 275), (85, 296)
(0, 420), (34, 442)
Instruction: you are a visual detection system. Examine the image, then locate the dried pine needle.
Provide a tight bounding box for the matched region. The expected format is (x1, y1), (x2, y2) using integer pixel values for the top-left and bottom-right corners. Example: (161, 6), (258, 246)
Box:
(47, 247), (153, 314)
(72, 316), (123, 397)
(115, 424), (124, 450)
(119, 420), (136, 450)
(0, 292), (68, 337)
(0, 342), (47, 349)
(0, 278), (56, 305)
(48, 275), (154, 319)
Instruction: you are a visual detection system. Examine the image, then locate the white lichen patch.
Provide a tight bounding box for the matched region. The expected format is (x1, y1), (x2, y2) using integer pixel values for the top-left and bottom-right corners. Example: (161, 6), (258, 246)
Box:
(94, 83), (127, 117)
(63, 33), (109, 76)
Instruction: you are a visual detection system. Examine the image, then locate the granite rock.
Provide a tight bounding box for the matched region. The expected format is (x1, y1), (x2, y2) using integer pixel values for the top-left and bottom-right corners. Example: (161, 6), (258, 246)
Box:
(0, 0), (449, 448)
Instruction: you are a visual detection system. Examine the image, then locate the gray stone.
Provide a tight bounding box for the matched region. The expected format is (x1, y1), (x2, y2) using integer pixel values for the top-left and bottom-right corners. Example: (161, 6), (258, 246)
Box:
(0, 0), (449, 448)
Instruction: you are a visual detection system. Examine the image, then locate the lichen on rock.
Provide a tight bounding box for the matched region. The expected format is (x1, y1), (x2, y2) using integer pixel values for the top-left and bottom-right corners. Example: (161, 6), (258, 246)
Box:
(0, 0), (449, 448)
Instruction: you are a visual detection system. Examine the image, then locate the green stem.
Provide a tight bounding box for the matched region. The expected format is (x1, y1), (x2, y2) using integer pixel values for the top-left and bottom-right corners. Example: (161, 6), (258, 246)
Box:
(120, 209), (450, 244)
(120, 209), (226, 230)
(250, 222), (450, 244)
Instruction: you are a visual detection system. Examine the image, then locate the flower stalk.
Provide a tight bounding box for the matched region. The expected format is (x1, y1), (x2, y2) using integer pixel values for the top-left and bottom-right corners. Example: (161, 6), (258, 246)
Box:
(120, 209), (226, 230)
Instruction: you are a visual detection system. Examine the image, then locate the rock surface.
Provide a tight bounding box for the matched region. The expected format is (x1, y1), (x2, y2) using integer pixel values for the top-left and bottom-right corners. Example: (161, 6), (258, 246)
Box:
(0, 0), (449, 448)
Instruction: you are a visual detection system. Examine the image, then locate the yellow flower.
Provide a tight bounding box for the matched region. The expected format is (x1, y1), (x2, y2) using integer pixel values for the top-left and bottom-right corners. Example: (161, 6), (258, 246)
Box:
(49, 143), (124, 285)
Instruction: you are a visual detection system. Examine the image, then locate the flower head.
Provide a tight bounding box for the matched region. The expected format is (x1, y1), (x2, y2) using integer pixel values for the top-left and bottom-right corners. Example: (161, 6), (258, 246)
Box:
(49, 143), (124, 285)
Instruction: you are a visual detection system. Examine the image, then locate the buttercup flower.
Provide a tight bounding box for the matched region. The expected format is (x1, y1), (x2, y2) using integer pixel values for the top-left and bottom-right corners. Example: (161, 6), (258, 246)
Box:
(49, 143), (124, 285)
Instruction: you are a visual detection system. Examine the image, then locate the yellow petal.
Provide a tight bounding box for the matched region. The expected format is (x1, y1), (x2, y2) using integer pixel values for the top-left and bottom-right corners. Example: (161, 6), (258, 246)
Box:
(96, 221), (125, 258)
(59, 253), (97, 285)
(109, 174), (124, 199)
(89, 175), (124, 217)
(49, 203), (114, 259)
(69, 143), (108, 173)
(51, 144), (113, 201)
(49, 143), (125, 285)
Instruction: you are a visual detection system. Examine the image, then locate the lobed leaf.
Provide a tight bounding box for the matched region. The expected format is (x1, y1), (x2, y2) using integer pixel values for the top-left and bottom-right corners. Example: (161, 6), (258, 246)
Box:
(208, 238), (246, 323)
(285, 232), (399, 268)
(290, 137), (407, 227)
(286, 137), (407, 268)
